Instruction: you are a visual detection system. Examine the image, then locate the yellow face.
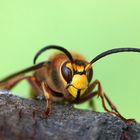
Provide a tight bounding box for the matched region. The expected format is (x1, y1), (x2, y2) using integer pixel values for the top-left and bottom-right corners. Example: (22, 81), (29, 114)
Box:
(61, 61), (93, 100)
(67, 74), (88, 98)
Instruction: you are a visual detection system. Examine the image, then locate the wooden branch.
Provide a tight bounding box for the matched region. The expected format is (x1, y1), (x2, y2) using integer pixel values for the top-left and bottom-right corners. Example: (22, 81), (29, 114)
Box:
(0, 90), (140, 140)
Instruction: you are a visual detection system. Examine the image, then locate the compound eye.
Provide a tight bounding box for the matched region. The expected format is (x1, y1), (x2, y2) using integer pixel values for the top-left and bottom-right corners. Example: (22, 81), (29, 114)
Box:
(86, 68), (93, 82)
(61, 62), (73, 83)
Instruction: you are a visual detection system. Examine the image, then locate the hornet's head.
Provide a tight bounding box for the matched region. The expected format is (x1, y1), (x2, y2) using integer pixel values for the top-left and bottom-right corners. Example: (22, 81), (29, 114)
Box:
(61, 60), (93, 100)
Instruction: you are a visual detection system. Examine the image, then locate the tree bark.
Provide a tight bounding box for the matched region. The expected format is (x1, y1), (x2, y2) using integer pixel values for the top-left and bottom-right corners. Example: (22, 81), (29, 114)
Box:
(0, 90), (140, 140)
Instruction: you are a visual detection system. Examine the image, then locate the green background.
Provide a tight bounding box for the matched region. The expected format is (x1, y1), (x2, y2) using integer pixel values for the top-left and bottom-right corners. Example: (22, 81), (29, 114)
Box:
(0, 0), (140, 122)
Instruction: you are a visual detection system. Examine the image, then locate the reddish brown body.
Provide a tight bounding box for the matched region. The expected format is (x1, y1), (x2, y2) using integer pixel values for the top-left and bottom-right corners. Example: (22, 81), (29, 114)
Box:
(32, 53), (89, 102)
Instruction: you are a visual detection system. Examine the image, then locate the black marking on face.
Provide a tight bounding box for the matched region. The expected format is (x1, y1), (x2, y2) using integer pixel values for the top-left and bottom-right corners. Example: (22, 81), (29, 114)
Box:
(74, 71), (86, 75)
(75, 89), (81, 101)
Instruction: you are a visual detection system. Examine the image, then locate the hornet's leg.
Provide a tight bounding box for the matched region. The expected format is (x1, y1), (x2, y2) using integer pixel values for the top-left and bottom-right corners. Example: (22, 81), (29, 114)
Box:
(92, 80), (136, 123)
(0, 75), (48, 107)
(41, 82), (52, 116)
(74, 80), (136, 124)
(26, 76), (44, 99)
(0, 75), (43, 98)
(103, 93), (136, 123)
(26, 78), (53, 117)
(0, 75), (25, 90)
